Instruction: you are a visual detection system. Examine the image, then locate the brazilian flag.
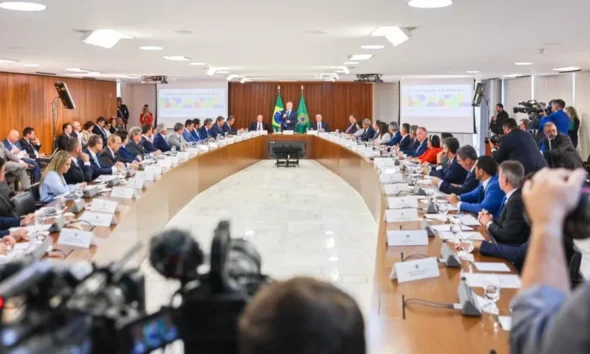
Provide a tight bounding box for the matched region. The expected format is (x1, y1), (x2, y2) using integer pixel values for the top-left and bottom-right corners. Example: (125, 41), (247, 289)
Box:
(272, 93), (284, 132)
(296, 94), (309, 133)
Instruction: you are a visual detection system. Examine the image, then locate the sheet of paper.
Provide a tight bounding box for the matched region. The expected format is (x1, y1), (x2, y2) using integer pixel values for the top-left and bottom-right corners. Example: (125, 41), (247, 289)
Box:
(456, 214), (480, 226)
(497, 316), (512, 331)
(474, 262), (511, 272)
(14, 242), (30, 251)
(464, 273), (521, 289)
(431, 224), (472, 232)
(439, 231), (485, 241)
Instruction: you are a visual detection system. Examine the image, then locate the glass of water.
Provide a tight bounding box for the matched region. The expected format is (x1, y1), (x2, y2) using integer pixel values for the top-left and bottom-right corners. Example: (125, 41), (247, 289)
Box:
(34, 210), (46, 243)
(171, 145), (177, 153)
(483, 276), (501, 314)
(460, 233), (475, 253)
(438, 202), (449, 219)
(75, 184), (84, 199)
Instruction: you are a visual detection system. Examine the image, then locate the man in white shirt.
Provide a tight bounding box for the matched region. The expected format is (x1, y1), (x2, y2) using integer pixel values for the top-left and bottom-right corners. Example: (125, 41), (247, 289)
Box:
(313, 114), (329, 132)
(3, 130), (40, 182)
(249, 115), (268, 132)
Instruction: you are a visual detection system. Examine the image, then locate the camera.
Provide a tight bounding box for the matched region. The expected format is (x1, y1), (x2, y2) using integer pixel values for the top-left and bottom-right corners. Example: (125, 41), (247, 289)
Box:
(513, 100), (549, 118)
(484, 134), (500, 145)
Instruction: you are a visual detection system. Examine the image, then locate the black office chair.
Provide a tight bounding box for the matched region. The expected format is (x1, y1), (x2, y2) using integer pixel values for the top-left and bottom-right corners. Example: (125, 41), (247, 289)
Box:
(12, 191), (37, 216)
(27, 183), (46, 210)
(569, 247), (584, 289)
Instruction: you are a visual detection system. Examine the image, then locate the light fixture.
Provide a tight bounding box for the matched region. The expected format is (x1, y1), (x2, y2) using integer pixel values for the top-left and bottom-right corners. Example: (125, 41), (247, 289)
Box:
(553, 66), (581, 72)
(344, 61), (359, 65)
(408, 0), (452, 8)
(23, 64), (40, 67)
(514, 62), (533, 66)
(361, 45), (385, 50)
(189, 62), (206, 66)
(240, 78), (252, 84)
(348, 54), (374, 61)
(65, 68), (87, 72)
(207, 67), (216, 76)
(338, 66), (350, 74)
(216, 70), (229, 74)
(503, 73), (523, 78)
(371, 26), (411, 47)
(139, 46), (163, 51)
(320, 73), (338, 80)
(466, 70), (480, 74)
(0, 1), (47, 11)
(163, 56), (191, 61)
(226, 74), (240, 81)
(0, 59), (17, 63)
(82, 29), (133, 49)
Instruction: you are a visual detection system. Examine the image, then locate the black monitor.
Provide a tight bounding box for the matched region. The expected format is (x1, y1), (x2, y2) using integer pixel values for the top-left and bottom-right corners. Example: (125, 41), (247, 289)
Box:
(471, 83), (484, 107)
(54, 82), (76, 109)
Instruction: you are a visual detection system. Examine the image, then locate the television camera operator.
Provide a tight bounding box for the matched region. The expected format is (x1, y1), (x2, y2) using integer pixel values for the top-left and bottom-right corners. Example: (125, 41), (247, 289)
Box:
(510, 168), (589, 354)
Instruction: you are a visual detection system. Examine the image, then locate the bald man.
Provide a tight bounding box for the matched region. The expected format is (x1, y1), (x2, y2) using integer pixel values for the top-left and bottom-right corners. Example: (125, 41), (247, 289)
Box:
(3, 130), (40, 182)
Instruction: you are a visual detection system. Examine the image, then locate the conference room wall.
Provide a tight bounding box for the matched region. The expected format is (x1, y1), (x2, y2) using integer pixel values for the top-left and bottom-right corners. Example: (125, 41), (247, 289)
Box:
(372, 83), (399, 124)
(228, 82), (373, 132)
(574, 72), (590, 159)
(534, 73), (574, 106)
(504, 76), (533, 121)
(121, 83), (157, 128)
(0, 72), (116, 154)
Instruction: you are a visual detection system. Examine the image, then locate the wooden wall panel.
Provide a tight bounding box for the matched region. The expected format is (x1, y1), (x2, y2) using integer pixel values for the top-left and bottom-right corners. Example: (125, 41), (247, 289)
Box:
(0, 72), (116, 154)
(229, 82), (373, 132)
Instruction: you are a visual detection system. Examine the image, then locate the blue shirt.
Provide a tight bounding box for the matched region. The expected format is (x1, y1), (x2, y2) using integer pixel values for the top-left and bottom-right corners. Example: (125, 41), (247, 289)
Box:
(40, 171), (75, 202)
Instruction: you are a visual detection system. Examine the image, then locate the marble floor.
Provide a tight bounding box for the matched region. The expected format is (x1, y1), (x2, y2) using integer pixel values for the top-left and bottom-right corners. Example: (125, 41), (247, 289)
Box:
(141, 159), (378, 316)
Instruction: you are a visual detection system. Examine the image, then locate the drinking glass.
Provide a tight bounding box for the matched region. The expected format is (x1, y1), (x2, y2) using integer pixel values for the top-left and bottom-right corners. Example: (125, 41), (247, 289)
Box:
(75, 184), (84, 199)
(34, 210), (46, 243)
(483, 276), (501, 314)
(438, 202), (449, 219)
(460, 233), (475, 253)
(171, 145), (177, 152)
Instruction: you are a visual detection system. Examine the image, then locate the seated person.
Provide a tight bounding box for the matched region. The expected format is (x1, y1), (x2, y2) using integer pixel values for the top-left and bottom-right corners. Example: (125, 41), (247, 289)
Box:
(413, 135), (442, 164)
(399, 126), (428, 157)
(447, 155), (505, 216)
(199, 118), (214, 139)
(477, 160), (529, 245)
(0, 144), (31, 190)
(40, 151), (85, 203)
(238, 277), (365, 354)
(0, 159), (36, 222)
(372, 121), (391, 145)
(311, 114), (330, 132)
(140, 124), (160, 153)
(115, 131), (140, 163)
(250, 115), (268, 132)
(81, 121), (95, 149)
(432, 144), (479, 195)
(19, 127), (44, 160)
(351, 121), (364, 138)
(382, 122), (401, 146)
(359, 119), (375, 141)
(167, 123), (186, 150)
(191, 118), (202, 140)
(210, 116), (226, 138)
(182, 119), (197, 143)
(63, 137), (93, 184)
(99, 134), (122, 167)
(428, 137), (467, 185)
(57, 123), (75, 151)
(84, 135), (122, 179)
(153, 123), (171, 152)
(391, 123), (412, 150)
(0, 217), (29, 253)
(541, 121), (584, 170)
(3, 129), (41, 182)
(126, 126), (147, 158)
(223, 115), (240, 135)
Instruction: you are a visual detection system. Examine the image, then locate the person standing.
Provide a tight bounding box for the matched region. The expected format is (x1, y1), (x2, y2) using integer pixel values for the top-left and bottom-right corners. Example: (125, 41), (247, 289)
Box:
(139, 104), (154, 127)
(280, 102), (297, 131)
(116, 97), (130, 128)
(495, 119), (547, 175)
(489, 103), (509, 135)
(565, 106), (581, 148)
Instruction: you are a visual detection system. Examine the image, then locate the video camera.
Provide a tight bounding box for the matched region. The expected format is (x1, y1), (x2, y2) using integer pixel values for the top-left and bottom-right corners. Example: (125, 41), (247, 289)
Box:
(513, 100), (549, 117)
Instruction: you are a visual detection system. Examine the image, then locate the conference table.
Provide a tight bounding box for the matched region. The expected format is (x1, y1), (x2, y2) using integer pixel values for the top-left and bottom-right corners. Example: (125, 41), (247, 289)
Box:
(43, 133), (515, 354)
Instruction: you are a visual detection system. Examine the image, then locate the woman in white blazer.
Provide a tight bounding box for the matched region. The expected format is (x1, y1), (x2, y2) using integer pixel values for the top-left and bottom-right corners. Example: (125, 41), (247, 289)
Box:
(373, 121), (391, 145)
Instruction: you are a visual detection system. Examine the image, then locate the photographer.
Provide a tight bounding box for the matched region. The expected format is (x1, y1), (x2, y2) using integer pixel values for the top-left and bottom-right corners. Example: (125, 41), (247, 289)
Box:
(510, 168), (587, 354)
(495, 119), (547, 175)
(539, 99), (569, 150)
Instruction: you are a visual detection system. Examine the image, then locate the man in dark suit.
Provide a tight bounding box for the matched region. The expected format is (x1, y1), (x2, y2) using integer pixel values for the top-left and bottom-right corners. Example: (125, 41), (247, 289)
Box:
(383, 122), (401, 146)
(182, 119), (197, 143)
(394, 123), (412, 150)
(19, 127), (43, 158)
(3, 129), (41, 182)
(429, 137), (467, 185)
(210, 116), (226, 138)
(489, 103), (509, 135)
(57, 123), (74, 151)
(140, 124), (160, 153)
(280, 101), (297, 131)
(250, 115), (269, 132)
(199, 118), (214, 140)
(400, 127), (428, 157)
(310, 114), (329, 132)
(85, 135), (117, 179)
(153, 123), (171, 152)
(99, 134), (122, 168)
(436, 145), (480, 195)
(477, 160), (529, 245)
(359, 119), (376, 141)
(191, 119), (202, 140)
(343, 115), (358, 134)
(223, 115), (239, 135)
(63, 137), (93, 184)
(92, 117), (109, 146)
(127, 127), (147, 158)
(541, 122), (585, 170)
(116, 97), (130, 128)
(495, 118), (547, 175)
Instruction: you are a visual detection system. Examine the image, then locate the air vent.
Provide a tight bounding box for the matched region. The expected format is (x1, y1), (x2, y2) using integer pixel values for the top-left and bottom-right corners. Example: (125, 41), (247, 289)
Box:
(36, 72), (56, 76)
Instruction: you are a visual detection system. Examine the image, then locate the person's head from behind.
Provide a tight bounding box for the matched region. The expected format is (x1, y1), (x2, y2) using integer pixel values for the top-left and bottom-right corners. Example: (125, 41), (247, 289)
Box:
(83, 121), (95, 132)
(184, 119), (195, 131)
(65, 137), (82, 157)
(474, 155), (498, 181)
(519, 119), (529, 131)
(496, 103), (504, 113)
(389, 122), (399, 134)
(552, 99), (566, 112)
(43, 151), (71, 180)
(216, 116), (225, 127)
(565, 106), (579, 121)
(376, 121), (387, 135)
(441, 132), (453, 140)
(443, 137), (460, 157)
(349, 114), (357, 124)
(416, 127), (427, 142)
(192, 118), (201, 129)
(401, 123), (410, 135)
(502, 118), (518, 135)
(238, 277), (365, 354)
(97, 116), (106, 127)
(107, 134), (122, 153)
(173, 123), (184, 134)
(498, 160), (524, 193)
(256, 115), (263, 123)
(544, 121), (558, 140)
(410, 125), (418, 139)
(429, 135), (440, 148)
(141, 124), (153, 137)
(362, 119), (371, 129)
(156, 123), (167, 135)
(87, 135), (103, 153)
(456, 145), (478, 172)
(63, 123), (73, 135)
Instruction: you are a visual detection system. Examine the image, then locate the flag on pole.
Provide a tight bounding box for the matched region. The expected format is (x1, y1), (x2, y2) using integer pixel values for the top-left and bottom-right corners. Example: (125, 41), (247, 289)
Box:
(272, 91), (284, 132)
(296, 93), (309, 133)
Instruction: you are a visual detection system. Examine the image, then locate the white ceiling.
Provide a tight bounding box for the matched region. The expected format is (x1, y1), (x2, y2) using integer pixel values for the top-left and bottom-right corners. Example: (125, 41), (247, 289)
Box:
(1, 0), (589, 82)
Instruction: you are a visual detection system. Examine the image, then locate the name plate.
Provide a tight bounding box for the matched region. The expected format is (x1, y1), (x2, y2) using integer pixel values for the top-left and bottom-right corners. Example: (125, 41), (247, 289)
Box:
(158, 159), (172, 168)
(392, 257), (440, 283)
(127, 177), (145, 190)
(89, 199), (118, 214)
(170, 156), (180, 165)
(306, 130), (318, 135)
(374, 158), (396, 169)
(381, 167), (401, 175)
(135, 170), (155, 182)
(259, 130), (268, 135)
(384, 183), (410, 195)
(57, 228), (95, 249)
(386, 208), (419, 222)
(198, 144), (210, 152)
(110, 187), (136, 199)
(380, 173), (404, 184)
(176, 152), (189, 160)
(80, 211), (115, 227)
(283, 130), (294, 135)
(386, 230), (429, 246)
(387, 196), (419, 209)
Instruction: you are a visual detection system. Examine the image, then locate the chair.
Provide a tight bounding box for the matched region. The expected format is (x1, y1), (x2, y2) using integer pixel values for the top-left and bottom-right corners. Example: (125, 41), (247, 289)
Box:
(11, 191), (36, 216)
(27, 183), (46, 210)
(569, 246), (584, 289)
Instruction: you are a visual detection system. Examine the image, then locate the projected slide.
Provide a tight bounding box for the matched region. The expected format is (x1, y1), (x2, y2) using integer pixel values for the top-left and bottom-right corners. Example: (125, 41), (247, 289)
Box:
(401, 84), (472, 117)
(158, 89), (227, 118)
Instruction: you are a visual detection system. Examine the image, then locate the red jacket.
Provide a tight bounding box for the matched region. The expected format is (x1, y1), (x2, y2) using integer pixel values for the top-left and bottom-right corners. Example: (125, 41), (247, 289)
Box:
(418, 147), (443, 164)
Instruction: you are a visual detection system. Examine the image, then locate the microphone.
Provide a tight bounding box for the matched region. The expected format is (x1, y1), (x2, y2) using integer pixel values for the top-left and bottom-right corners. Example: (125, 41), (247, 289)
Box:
(149, 228), (204, 284)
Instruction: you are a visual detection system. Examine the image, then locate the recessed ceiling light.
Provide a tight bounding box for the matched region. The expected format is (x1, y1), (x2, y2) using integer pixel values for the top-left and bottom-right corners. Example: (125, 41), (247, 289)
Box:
(66, 68), (87, 72)
(189, 62), (206, 66)
(514, 62), (533, 66)
(348, 54), (374, 61)
(23, 64), (39, 67)
(553, 66), (581, 72)
(361, 45), (385, 50)
(0, 59), (18, 63)
(339, 66), (350, 74)
(408, 0), (452, 8)
(139, 46), (163, 51)
(503, 73), (523, 78)
(240, 78), (253, 84)
(163, 56), (191, 61)
(207, 67), (216, 76)
(466, 70), (480, 74)
(0, 1), (47, 11)
(227, 74), (240, 81)
(216, 70), (229, 74)
(371, 26), (411, 47)
(83, 29), (133, 49)
(344, 61), (359, 65)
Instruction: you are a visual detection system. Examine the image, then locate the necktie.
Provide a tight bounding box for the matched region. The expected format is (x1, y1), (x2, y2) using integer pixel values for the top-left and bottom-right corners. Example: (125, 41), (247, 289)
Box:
(318, 123), (321, 130)
(93, 154), (101, 168)
(258, 122), (262, 131)
(499, 196), (507, 212)
(345, 124), (352, 134)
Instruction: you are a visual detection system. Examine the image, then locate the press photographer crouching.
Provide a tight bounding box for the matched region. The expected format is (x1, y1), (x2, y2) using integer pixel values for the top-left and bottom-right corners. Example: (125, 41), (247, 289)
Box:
(510, 168), (589, 353)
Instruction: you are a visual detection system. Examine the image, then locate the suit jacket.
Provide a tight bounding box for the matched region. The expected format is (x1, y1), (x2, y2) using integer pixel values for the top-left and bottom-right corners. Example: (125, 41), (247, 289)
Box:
(210, 124), (225, 138)
(127, 141), (146, 158)
(459, 175), (505, 216)
(141, 136), (158, 152)
(432, 157), (468, 185)
(85, 149), (112, 179)
(280, 110), (297, 131)
(98, 147), (118, 168)
(0, 216), (21, 237)
(495, 129), (547, 175)
(57, 133), (73, 151)
(249, 121), (269, 132)
(360, 126), (376, 141)
(167, 132), (185, 150)
(153, 133), (170, 152)
(480, 240), (528, 273)
(18, 138), (41, 158)
(92, 125), (108, 145)
(64, 157), (93, 184)
(222, 122), (238, 135)
(311, 121), (329, 132)
(117, 146), (138, 163)
(116, 104), (130, 121)
(487, 189), (529, 245)
(384, 131), (402, 146)
(439, 169), (479, 195)
(199, 126), (211, 139)
(343, 122), (358, 134)
(182, 129), (196, 143)
(191, 129), (202, 140)
(542, 133), (584, 170)
(403, 139), (428, 157)
(397, 134), (412, 150)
